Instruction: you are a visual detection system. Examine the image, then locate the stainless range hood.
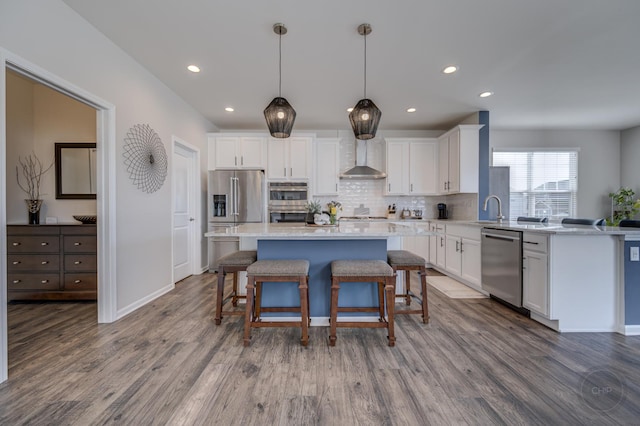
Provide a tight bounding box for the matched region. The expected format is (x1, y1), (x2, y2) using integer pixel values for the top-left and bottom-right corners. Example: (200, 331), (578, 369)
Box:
(339, 139), (386, 180)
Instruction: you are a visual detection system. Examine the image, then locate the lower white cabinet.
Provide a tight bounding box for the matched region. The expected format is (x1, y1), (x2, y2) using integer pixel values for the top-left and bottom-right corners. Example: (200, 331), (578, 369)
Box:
(444, 224), (481, 287)
(428, 222), (438, 265)
(522, 232), (549, 316)
(435, 227), (446, 269)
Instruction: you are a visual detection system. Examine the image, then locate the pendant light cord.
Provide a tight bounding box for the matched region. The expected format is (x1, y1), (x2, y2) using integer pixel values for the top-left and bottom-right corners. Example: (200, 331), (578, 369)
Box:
(278, 30), (282, 97)
(363, 31), (367, 99)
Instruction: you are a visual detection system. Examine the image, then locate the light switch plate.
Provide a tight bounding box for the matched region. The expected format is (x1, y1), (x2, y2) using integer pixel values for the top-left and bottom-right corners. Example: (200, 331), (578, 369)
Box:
(631, 246), (640, 262)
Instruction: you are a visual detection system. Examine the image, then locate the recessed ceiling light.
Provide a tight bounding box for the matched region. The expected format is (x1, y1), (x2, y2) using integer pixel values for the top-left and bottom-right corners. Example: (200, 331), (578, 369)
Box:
(187, 65), (201, 73)
(347, 107), (354, 112)
(407, 108), (416, 113)
(479, 91), (494, 98)
(225, 107), (234, 112)
(443, 65), (458, 74)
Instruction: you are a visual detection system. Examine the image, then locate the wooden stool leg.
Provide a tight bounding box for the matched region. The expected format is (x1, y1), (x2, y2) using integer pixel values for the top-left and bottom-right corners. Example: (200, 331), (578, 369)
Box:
(329, 277), (340, 346)
(299, 276), (309, 346)
(404, 270), (411, 305)
(377, 281), (385, 321)
(232, 272), (239, 307)
(385, 277), (396, 347)
(215, 267), (226, 325)
(420, 267), (429, 324)
(254, 282), (262, 321)
(244, 275), (255, 347)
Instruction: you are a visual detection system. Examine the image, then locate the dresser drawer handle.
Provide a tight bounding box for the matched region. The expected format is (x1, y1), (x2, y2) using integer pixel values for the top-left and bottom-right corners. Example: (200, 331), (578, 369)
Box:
(12, 279), (21, 284)
(12, 261), (20, 265)
(41, 280), (49, 284)
(41, 242), (49, 246)
(74, 242), (81, 246)
(12, 242), (20, 246)
(41, 261), (49, 265)
(74, 261), (82, 265)
(74, 279), (82, 284)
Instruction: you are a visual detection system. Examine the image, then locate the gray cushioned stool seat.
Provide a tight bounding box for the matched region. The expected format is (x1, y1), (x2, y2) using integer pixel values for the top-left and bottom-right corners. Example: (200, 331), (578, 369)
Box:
(247, 259), (309, 276)
(331, 260), (393, 277)
(218, 250), (257, 267)
(387, 250), (426, 267)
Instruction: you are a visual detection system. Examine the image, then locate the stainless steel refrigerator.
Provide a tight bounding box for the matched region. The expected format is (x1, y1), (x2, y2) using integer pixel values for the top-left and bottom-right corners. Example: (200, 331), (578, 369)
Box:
(208, 170), (265, 271)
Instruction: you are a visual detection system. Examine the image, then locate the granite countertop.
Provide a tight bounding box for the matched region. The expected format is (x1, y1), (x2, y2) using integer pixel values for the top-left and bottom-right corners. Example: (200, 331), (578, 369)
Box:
(204, 222), (429, 239)
(431, 219), (640, 236)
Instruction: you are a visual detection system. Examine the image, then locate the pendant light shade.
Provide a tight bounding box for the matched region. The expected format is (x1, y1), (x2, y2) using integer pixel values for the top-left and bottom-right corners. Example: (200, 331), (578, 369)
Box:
(264, 23), (296, 138)
(350, 23), (381, 140)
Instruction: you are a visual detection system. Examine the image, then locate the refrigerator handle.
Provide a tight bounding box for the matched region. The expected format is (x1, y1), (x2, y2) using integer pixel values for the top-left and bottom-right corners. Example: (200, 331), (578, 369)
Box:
(229, 177), (235, 217)
(234, 177), (240, 216)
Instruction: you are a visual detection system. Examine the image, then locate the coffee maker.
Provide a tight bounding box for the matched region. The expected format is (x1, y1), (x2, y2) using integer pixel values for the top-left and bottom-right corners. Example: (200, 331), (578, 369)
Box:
(437, 203), (448, 219)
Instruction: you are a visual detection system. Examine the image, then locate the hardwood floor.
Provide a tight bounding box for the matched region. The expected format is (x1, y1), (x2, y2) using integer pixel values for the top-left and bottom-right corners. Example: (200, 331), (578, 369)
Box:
(2, 271), (640, 425)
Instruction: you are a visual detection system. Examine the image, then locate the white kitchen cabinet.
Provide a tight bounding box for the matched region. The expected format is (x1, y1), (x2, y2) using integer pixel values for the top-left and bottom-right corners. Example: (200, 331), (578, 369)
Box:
(438, 125), (482, 194)
(434, 224), (446, 269)
(208, 134), (266, 170)
(385, 138), (438, 195)
(443, 224), (482, 287)
(522, 232), (549, 316)
(313, 139), (340, 195)
(428, 222), (438, 265)
(267, 136), (312, 180)
(402, 222), (430, 260)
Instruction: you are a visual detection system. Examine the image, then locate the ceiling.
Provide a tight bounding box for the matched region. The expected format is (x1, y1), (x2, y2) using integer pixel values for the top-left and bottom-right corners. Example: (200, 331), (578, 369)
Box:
(62, 0), (640, 132)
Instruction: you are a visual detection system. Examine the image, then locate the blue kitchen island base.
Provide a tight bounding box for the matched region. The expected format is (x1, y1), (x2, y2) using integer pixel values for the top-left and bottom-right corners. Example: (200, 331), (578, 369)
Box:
(257, 239), (388, 321)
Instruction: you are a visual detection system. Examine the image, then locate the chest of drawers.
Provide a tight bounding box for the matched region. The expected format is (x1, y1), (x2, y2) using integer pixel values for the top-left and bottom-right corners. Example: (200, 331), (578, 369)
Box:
(7, 224), (97, 301)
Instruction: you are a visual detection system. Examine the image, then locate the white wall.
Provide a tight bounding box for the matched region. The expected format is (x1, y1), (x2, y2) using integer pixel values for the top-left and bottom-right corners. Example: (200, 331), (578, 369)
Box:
(7, 70), (97, 223)
(490, 129), (620, 219)
(621, 125), (640, 195)
(0, 0), (217, 313)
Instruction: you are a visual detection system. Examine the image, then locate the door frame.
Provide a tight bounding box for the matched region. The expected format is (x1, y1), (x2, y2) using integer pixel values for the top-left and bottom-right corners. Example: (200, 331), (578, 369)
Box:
(0, 48), (118, 383)
(171, 136), (201, 283)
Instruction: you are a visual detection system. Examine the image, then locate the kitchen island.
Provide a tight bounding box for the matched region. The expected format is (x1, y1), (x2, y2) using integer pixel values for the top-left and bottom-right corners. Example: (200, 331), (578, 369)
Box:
(205, 222), (429, 324)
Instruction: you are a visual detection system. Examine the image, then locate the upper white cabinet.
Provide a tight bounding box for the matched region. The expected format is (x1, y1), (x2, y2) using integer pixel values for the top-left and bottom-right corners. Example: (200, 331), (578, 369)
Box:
(208, 134), (266, 170)
(438, 125), (482, 194)
(313, 138), (340, 195)
(267, 136), (312, 181)
(385, 138), (438, 195)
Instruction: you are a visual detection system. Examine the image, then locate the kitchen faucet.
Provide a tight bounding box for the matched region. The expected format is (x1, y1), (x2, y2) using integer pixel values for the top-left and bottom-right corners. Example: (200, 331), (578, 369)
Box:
(483, 195), (505, 223)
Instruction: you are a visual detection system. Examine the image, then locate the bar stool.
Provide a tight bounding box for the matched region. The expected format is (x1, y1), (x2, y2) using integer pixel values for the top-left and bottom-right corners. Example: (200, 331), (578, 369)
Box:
(214, 250), (257, 325)
(244, 259), (310, 347)
(387, 250), (429, 324)
(329, 260), (396, 347)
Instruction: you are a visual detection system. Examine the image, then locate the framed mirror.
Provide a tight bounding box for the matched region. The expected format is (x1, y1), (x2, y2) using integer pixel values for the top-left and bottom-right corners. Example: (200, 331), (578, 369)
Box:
(55, 142), (97, 199)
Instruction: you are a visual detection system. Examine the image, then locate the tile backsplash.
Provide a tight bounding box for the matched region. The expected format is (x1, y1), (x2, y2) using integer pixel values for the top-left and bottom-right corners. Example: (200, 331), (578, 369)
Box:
(312, 136), (478, 220)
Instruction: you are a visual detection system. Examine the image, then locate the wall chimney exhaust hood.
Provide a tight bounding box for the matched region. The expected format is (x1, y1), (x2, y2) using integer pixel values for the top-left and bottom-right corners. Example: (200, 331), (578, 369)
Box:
(339, 139), (386, 180)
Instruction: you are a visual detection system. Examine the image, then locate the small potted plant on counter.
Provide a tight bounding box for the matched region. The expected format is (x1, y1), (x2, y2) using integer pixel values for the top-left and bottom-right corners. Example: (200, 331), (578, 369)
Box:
(305, 200), (322, 225)
(606, 187), (640, 226)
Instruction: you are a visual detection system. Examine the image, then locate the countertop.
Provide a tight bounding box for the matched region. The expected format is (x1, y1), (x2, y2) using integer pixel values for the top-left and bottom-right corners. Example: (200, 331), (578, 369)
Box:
(204, 222), (428, 239)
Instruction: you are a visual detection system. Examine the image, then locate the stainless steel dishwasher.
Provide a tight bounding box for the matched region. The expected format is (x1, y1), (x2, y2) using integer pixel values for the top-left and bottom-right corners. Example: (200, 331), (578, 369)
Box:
(481, 227), (524, 308)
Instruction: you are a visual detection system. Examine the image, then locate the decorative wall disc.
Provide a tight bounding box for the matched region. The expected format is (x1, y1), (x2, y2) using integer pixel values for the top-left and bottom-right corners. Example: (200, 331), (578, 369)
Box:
(123, 124), (168, 193)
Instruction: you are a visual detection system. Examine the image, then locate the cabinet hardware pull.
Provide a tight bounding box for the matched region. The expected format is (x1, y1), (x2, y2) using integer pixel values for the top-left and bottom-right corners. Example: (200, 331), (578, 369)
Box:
(388, 184), (391, 192)
(41, 261), (48, 265)
(524, 241), (539, 245)
(41, 280), (48, 284)
(13, 280), (20, 284)
(284, 167), (286, 176)
(75, 280), (82, 284)
(235, 156), (238, 166)
(41, 242), (48, 246)
(411, 183), (414, 192)
(74, 261), (81, 265)
(74, 242), (81, 246)
(241, 156), (244, 166)
(12, 261), (20, 265)
(336, 183), (338, 192)
(290, 167), (292, 176)
(455, 241), (459, 252)
(460, 242), (464, 253)
(12, 242), (20, 246)
(440, 237), (444, 247)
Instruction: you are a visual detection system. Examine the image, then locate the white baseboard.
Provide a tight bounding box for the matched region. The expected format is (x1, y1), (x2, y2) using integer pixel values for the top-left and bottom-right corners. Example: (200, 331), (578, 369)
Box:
(622, 325), (640, 336)
(116, 283), (175, 320)
(530, 312), (559, 331)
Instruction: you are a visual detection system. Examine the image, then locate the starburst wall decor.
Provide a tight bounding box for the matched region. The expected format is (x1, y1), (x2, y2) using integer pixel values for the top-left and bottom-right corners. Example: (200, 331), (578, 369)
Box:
(122, 124), (167, 193)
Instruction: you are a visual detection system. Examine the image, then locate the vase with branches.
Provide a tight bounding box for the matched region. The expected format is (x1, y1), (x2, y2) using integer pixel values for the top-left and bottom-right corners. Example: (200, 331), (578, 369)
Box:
(16, 153), (53, 224)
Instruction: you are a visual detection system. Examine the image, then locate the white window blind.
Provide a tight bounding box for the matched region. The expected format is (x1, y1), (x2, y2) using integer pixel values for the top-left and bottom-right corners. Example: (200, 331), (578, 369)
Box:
(492, 150), (578, 221)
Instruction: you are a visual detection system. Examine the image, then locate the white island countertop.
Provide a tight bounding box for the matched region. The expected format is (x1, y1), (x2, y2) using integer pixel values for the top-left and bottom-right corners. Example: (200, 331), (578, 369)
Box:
(204, 222), (430, 239)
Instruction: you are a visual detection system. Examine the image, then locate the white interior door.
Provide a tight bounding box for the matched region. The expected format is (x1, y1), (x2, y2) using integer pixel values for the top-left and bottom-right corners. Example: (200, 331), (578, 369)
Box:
(173, 141), (198, 282)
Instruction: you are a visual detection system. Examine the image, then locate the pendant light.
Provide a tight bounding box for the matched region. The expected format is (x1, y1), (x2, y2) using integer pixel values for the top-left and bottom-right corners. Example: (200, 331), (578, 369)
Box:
(264, 23), (296, 138)
(349, 23), (381, 140)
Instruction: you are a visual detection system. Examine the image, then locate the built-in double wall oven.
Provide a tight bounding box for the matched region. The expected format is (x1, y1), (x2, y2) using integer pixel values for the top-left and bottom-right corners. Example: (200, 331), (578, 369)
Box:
(268, 182), (308, 223)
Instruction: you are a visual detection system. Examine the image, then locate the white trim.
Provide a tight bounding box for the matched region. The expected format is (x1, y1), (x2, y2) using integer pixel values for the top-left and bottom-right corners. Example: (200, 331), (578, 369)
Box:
(1, 48), (118, 383)
(116, 283), (175, 320)
(492, 147), (581, 153)
(171, 136), (201, 281)
(622, 325), (640, 336)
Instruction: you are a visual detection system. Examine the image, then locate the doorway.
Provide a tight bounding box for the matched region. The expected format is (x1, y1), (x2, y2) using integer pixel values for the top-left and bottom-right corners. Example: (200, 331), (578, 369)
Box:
(1, 51), (117, 383)
(172, 138), (200, 283)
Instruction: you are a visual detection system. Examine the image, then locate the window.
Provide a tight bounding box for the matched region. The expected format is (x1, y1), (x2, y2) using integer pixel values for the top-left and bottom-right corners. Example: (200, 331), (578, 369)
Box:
(492, 150), (578, 221)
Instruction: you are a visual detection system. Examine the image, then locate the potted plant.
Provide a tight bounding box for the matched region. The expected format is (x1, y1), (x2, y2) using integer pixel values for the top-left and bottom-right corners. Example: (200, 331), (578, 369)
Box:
(305, 200), (322, 224)
(16, 153), (53, 224)
(606, 187), (640, 226)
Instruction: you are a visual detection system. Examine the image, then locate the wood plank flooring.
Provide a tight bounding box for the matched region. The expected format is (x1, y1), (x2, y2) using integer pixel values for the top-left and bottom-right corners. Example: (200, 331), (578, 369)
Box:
(1, 270), (640, 425)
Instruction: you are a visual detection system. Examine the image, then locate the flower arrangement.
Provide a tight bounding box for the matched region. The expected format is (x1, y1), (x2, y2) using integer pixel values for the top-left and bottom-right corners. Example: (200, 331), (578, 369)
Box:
(327, 201), (342, 225)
